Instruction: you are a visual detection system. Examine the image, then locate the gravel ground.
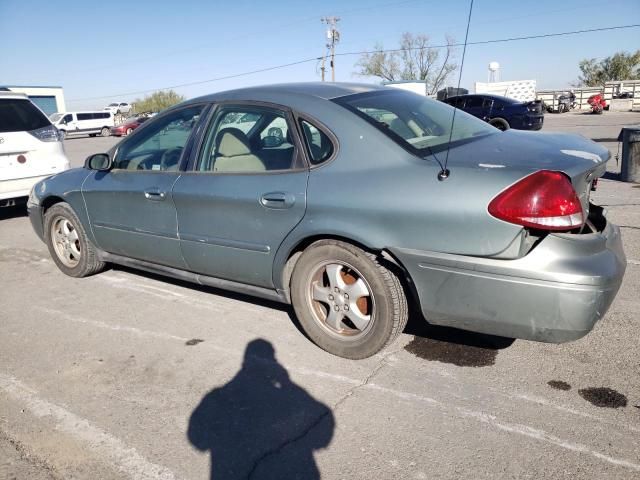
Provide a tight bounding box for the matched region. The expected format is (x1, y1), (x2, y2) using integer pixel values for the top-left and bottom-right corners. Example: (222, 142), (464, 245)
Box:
(0, 112), (639, 479)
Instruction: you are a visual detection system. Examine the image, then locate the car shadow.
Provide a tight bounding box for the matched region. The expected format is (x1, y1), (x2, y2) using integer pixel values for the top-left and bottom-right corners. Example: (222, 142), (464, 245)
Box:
(401, 308), (515, 367)
(0, 203), (28, 220)
(187, 339), (334, 479)
(111, 265), (515, 366)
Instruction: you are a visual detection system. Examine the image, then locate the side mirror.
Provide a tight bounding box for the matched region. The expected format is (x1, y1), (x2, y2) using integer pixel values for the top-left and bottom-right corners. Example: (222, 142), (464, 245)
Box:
(262, 135), (284, 148)
(85, 153), (112, 171)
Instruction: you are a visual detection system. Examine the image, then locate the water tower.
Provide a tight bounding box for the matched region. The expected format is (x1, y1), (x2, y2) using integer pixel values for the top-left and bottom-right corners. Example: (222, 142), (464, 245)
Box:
(488, 61), (500, 82)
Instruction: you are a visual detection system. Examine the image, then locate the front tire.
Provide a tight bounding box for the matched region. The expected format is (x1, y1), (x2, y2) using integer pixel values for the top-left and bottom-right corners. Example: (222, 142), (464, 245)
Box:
(44, 203), (105, 278)
(290, 240), (408, 359)
(126, 128), (133, 136)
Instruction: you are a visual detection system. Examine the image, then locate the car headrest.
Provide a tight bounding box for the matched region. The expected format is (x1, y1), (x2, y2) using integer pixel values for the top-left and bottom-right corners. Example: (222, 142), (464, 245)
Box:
(216, 128), (252, 157)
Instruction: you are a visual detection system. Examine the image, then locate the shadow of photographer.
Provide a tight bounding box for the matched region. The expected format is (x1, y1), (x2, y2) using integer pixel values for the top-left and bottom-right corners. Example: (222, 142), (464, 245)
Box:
(188, 339), (334, 479)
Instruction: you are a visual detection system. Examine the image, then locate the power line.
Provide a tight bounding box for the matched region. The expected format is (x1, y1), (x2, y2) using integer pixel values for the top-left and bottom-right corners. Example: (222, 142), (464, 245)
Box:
(67, 23), (640, 102)
(335, 24), (640, 57)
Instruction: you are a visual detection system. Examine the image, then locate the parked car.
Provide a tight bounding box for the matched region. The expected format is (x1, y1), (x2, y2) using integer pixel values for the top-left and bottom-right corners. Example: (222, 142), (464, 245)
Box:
(110, 116), (150, 136)
(613, 91), (634, 99)
(50, 111), (114, 139)
(0, 92), (69, 207)
(443, 94), (544, 131)
(104, 102), (132, 115)
(27, 83), (625, 359)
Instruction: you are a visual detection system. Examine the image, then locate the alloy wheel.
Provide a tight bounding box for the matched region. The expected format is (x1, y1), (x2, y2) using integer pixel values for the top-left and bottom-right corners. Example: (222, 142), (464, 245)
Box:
(306, 261), (375, 339)
(50, 216), (81, 267)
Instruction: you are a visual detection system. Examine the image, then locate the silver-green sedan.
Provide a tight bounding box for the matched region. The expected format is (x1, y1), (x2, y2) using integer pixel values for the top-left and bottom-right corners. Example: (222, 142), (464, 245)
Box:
(28, 83), (626, 359)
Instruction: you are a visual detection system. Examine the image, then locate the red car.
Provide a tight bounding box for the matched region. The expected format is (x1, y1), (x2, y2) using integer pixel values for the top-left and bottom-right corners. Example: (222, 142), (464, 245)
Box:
(110, 116), (149, 136)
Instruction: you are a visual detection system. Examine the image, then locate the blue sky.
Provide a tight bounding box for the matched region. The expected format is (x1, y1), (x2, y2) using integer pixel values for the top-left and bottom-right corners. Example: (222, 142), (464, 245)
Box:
(1, 0), (638, 110)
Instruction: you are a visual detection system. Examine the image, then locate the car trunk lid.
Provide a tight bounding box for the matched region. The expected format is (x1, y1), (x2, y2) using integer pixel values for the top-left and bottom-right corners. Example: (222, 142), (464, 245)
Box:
(447, 129), (608, 214)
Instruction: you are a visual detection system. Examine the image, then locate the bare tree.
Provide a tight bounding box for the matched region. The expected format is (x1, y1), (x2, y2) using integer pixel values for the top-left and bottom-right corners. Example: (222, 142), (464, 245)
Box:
(355, 33), (457, 94)
(354, 43), (401, 82)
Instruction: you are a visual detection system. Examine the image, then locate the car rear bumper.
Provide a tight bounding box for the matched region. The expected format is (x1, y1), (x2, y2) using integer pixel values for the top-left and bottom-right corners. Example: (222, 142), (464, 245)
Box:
(389, 219), (626, 343)
(1, 175), (52, 202)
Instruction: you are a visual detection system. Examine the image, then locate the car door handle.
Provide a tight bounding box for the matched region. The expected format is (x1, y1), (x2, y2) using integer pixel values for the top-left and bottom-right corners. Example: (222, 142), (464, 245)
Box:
(260, 192), (294, 209)
(144, 189), (166, 201)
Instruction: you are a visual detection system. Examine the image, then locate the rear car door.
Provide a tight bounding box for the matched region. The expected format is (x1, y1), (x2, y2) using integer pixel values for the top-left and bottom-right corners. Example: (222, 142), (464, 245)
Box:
(82, 104), (206, 267)
(172, 103), (308, 288)
(463, 96), (486, 120)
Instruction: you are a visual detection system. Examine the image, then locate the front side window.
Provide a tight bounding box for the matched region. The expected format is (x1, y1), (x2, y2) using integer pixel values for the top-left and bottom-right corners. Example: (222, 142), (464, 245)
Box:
(335, 90), (496, 154)
(63, 114), (73, 123)
(198, 106), (296, 173)
(300, 120), (334, 164)
(113, 105), (204, 172)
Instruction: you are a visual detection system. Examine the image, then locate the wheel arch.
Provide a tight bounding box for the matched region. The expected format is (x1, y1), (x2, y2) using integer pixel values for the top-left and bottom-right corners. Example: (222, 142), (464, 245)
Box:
(41, 195), (66, 213)
(274, 231), (415, 306)
(275, 233), (377, 298)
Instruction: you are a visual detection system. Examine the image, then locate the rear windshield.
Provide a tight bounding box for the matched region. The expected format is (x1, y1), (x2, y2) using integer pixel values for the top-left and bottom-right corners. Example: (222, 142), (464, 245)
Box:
(334, 89), (495, 154)
(0, 98), (51, 133)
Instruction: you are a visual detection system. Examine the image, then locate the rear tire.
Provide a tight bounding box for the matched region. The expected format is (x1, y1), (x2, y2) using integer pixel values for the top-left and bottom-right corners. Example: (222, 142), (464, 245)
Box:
(290, 240), (408, 359)
(44, 203), (105, 278)
(489, 117), (510, 131)
(101, 127), (110, 137)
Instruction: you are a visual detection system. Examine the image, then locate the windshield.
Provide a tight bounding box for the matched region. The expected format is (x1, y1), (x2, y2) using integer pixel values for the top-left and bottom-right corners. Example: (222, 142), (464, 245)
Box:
(334, 89), (496, 154)
(49, 113), (64, 123)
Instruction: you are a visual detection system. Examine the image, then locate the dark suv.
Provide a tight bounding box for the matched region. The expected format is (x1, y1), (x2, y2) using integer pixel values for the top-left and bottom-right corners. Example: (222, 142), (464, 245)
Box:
(443, 94), (544, 131)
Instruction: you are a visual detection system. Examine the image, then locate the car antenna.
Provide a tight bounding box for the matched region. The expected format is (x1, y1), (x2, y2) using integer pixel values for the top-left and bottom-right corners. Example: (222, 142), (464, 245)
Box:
(439, 0), (474, 182)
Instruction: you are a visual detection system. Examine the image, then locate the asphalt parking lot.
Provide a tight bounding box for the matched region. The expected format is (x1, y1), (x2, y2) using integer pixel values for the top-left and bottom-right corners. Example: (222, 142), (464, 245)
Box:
(1, 111), (639, 479)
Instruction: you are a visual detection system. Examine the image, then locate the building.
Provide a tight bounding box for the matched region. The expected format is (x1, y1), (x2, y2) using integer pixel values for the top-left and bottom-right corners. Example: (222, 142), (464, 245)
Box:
(383, 81), (429, 96)
(0, 85), (65, 115)
(474, 80), (537, 102)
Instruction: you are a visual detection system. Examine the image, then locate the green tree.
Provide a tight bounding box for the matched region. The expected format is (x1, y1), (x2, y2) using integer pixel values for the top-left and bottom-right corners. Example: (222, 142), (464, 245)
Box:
(355, 33), (457, 94)
(578, 50), (640, 86)
(132, 90), (185, 114)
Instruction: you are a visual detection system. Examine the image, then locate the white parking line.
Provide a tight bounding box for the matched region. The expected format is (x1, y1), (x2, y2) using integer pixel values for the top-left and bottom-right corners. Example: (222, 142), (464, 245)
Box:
(34, 306), (640, 474)
(0, 374), (177, 480)
(628, 259), (640, 266)
(367, 384), (640, 473)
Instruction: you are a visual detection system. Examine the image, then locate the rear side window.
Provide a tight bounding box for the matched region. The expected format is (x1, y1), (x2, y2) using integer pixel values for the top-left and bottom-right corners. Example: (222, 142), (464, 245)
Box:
(77, 113), (92, 121)
(0, 98), (50, 133)
(465, 97), (483, 108)
(300, 120), (334, 165)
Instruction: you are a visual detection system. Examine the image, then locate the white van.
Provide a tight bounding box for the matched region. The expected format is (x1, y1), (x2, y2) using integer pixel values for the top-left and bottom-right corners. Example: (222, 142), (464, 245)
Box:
(0, 92), (70, 206)
(49, 111), (114, 139)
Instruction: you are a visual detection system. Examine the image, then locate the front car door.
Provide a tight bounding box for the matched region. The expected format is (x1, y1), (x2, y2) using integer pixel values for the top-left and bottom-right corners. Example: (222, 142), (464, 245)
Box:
(172, 103), (308, 288)
(82, 104), (206, 268)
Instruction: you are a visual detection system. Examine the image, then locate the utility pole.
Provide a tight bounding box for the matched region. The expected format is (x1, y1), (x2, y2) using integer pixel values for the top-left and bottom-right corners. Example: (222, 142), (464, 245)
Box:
(321, 16), (340, 82)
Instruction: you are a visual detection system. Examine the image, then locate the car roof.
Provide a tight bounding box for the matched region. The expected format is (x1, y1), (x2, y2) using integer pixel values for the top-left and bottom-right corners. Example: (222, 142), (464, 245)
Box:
(0, 91), (29, 100)
(187, 82), (386, 105)
(449, 93), (519, 102)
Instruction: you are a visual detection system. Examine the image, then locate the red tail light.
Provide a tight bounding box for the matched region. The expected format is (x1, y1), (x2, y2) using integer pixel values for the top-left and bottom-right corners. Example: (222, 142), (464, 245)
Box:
(488, 170), (584, 231)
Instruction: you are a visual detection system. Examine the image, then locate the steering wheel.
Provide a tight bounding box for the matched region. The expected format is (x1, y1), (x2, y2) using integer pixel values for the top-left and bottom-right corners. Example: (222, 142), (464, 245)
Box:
(160, 147), (183, 171)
